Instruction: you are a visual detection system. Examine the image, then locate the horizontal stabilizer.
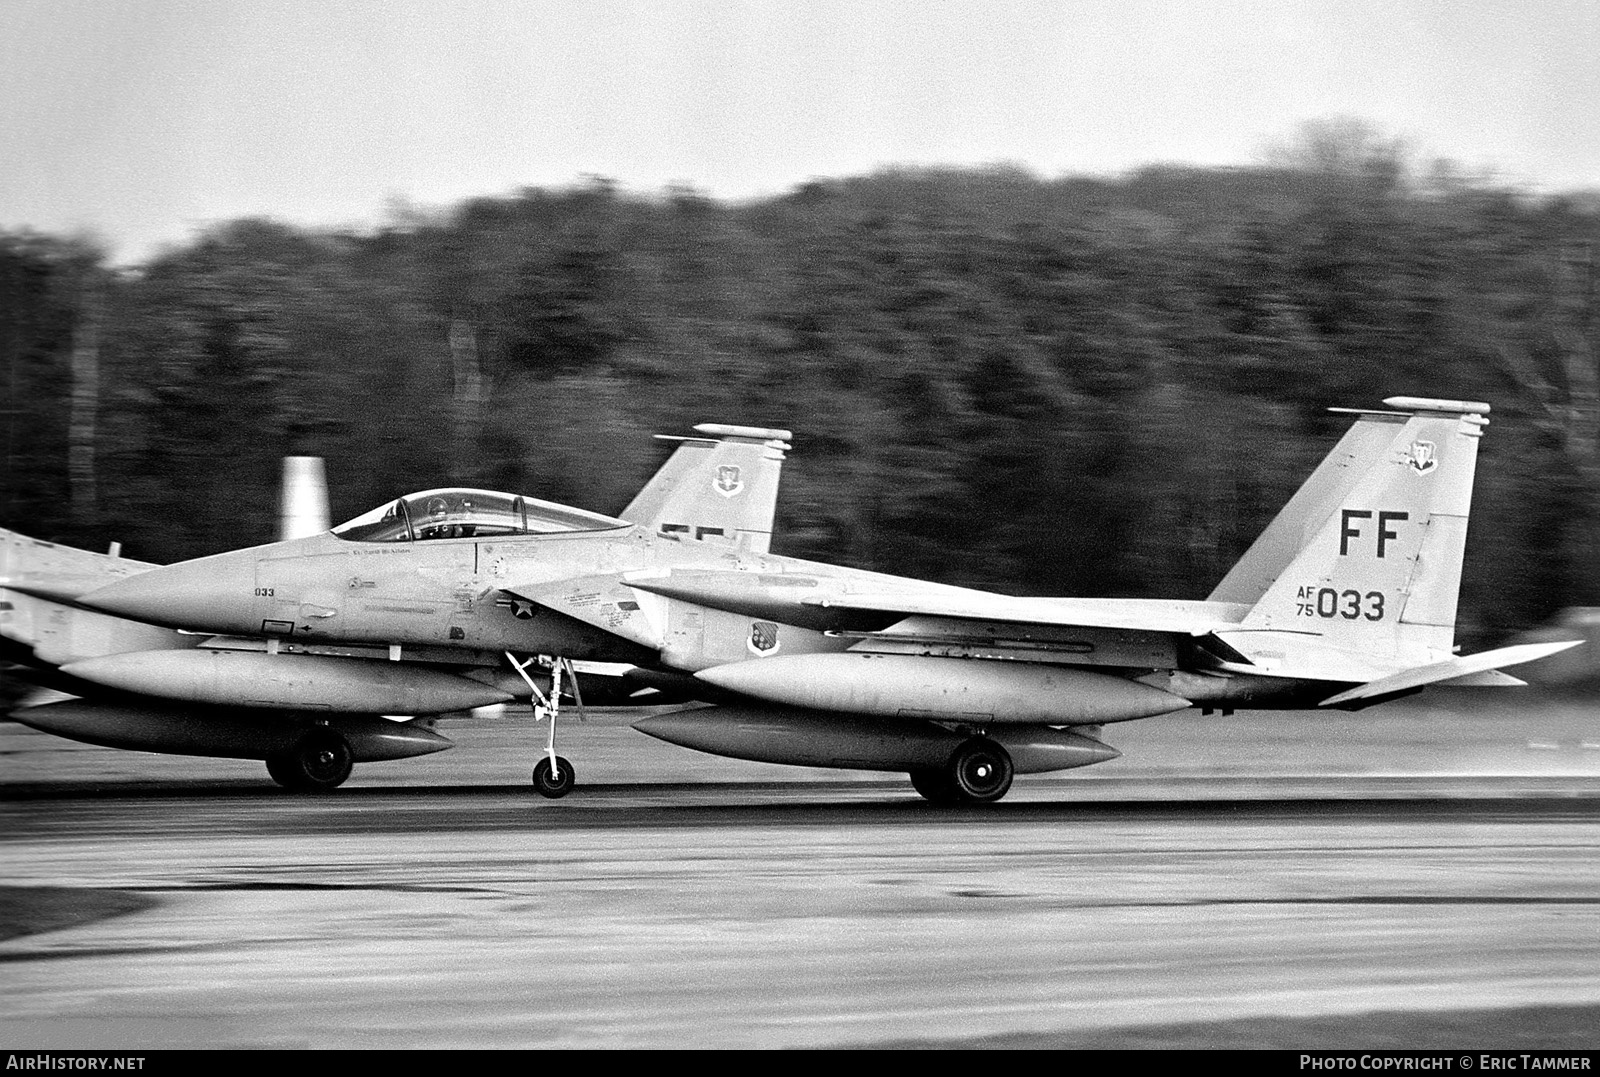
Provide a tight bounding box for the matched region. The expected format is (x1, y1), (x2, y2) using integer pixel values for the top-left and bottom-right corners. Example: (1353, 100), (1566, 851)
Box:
(1317, 640), (1583, 707)
(1436, 669), (1527, 687)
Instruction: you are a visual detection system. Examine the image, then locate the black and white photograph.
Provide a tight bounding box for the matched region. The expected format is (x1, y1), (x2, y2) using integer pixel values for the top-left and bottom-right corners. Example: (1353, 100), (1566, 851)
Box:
(2, 0), (1598, 1053)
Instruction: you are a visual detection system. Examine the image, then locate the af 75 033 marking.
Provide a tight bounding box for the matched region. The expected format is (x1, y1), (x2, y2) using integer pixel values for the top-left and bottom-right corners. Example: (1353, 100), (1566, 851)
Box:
(1296, 587), (1385, 621)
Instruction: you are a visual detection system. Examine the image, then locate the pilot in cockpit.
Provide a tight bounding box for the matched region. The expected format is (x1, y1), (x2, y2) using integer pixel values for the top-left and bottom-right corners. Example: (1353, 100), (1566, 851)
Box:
(418, 494), (473, 540)
(331, 488), (623, 543)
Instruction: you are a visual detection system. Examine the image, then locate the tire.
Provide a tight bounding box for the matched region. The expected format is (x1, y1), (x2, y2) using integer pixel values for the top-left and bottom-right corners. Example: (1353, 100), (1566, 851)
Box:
(532, 755), (576, 799)
(266, 729), (354, 792)
(946, 738), (1014, 804)
(265, 752), (300, 790)
(909, 768), (959, 805)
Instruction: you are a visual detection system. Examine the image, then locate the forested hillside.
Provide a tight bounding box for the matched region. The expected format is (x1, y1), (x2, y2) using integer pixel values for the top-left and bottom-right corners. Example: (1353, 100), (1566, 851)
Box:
(5, 144), (1597, 646)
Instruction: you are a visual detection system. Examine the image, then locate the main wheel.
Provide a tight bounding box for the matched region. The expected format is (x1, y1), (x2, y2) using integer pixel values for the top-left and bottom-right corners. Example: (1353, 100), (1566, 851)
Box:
(532, 755), (576, 798)
(266, 729), (354, 792)
(265, 752), (300, 789)
(946, 738), (1014, 804)
(909, 768), (959, 805)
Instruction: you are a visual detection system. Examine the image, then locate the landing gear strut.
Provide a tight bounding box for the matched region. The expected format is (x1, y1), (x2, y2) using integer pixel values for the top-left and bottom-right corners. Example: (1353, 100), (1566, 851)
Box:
(508, 652), (583, 799)
(266, 728), (354, 792)
(910, 737), (1014, 805)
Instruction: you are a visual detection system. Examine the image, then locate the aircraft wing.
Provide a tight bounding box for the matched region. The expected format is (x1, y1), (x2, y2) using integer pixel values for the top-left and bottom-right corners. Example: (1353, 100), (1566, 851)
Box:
(818, 597), (1581, 697)
(505, 568), (1266, 674)
(603, 570), (1254, 636)
(802, 592), (1252, 636)
(511, 567), (1580, 698)
(498, 570), (1239, 656)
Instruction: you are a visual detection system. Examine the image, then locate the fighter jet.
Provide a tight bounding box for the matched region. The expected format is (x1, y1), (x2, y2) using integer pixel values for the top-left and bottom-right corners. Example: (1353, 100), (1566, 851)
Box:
(2, 428), (787, 790)
(66, 397), (1580, 804)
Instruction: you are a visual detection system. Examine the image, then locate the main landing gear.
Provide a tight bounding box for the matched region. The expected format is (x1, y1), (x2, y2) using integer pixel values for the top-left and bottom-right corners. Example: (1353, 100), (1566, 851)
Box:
(266, 727), (355, 792)
(909, 736), (1015, 806)
(507, 653), (583, 799)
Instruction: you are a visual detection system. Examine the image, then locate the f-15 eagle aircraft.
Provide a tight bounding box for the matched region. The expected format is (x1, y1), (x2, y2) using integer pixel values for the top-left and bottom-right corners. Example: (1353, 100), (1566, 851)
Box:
(62, 396), (1580, 804)
(1, 429), (784, 789)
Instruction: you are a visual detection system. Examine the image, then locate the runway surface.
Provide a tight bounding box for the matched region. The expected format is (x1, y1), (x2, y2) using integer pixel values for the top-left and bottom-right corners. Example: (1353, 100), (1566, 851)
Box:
(4, 695), (1600, 1049)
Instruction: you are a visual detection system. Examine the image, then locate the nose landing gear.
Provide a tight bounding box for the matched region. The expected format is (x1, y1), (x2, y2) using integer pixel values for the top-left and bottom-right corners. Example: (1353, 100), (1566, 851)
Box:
(507, 652), (583, 799)
(532, 754), (575, 798)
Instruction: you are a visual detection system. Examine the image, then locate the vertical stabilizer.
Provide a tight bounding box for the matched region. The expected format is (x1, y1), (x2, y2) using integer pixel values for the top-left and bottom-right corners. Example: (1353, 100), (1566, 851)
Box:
(621, 424), (793, 554)
(1208, 414), (1408, 604)
(1231, 397), (1490, 669)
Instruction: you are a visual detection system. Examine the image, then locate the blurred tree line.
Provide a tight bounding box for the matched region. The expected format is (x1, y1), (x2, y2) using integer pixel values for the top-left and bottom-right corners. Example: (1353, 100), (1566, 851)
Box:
(4, 121), (1597, 645)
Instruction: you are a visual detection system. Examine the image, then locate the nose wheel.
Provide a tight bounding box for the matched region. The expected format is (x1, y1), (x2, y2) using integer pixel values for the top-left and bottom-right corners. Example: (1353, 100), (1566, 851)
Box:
(532, 756), (576, 798)
(508, 652), (585, 799)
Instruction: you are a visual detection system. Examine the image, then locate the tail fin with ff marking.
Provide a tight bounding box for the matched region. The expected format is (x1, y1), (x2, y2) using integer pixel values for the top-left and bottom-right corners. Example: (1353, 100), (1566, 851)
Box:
(1221, 398), (1490, 677)
(1207, 413), (1420, 606)
(620, 424), (793, 554)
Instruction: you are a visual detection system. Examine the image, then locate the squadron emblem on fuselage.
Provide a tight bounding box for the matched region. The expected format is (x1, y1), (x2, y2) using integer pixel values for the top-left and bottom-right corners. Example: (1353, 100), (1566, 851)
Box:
(748, 620), (780, 656)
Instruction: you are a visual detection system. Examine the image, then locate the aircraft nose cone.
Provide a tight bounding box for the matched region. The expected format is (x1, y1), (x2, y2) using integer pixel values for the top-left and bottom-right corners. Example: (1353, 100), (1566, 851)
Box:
(79, 552), (257, 632)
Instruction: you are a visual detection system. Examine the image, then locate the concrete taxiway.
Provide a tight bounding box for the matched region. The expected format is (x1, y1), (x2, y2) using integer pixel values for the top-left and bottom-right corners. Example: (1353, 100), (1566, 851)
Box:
(3, 695), (1600, 1048)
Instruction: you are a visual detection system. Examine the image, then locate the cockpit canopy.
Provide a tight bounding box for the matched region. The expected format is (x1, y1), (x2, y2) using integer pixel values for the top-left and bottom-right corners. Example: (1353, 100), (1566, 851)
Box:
(332, 488), (627, 543)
